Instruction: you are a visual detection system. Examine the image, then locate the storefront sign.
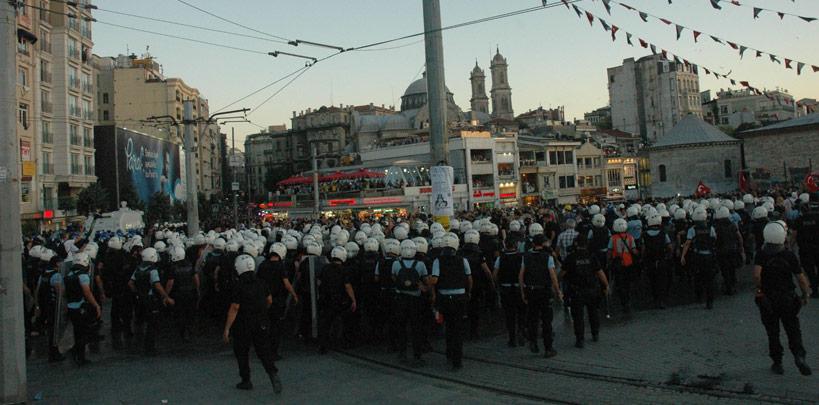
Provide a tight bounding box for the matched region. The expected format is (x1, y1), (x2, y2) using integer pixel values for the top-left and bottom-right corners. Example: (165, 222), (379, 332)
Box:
(473, 190), (496, 198)
(500, 192), (516, 199)
(328, 199), (356, 207)
(20, 140), (31, 161)
(362, 197), (403, 205)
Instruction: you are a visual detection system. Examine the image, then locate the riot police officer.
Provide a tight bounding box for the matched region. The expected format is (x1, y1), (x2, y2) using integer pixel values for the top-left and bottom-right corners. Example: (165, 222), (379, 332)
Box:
(35, 249), (65, 362)
(494, 233), (526, 347)
(64, 252), (101, 366)
(561, 235), (608, 347)
(358, 238), (381, 342)
(223, 254), (283, 393)
(792, 193), (819, 298)
(429, 233), (471, 371)
(681, 208), (718, 309)
(167, 245), (198, 342)
(643, 214), (672, 308)
(256, 242), (298, 359)
(317, 246), (356, 354)
(714, 206), (745, 296)
(128, 247), (174, 355)
(520, 234), (561, 358)
(461, 229), (490, 339)
(391, 239), (428, 365)
(753, 221), (812, 376)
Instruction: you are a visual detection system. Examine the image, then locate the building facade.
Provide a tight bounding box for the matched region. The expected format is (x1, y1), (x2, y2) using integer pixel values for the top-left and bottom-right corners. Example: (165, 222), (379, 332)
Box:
(94, 53), (223, 198)
(16, 0), (96, 230)
(737, 113), (819, 188)
(705, 88), (799, 129)
(490, 48), (514, 121)
(584, 106), (611, 128)
(575, 142), (607, 203)
(516, 106), (565, 129)
(609, 55), (703, 144)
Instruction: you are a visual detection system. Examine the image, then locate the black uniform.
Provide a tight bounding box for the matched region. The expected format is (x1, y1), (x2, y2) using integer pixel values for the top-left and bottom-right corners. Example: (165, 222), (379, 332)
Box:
(755, 245), (809, 372)
(792, 206), (819, 297)
(131, 262), (162, 354)
(689, 223), (717, 308)
(714, 218), (743, 295)
(65, 264), (96, 365)
(460, 243), (487, 338)
(375, 255), (398, 349)
(358, 251), (381, 341)
(230, 271), (279, 385)
(317, 260), (352, 352)
(170, 260), (198, 340)
(562, 247), (603, 343)
(434, 249), (470, 368)
(256, 258), (288, 356)
(522, 249), (555, 352)
(496, 250), (525, 346)
(478, 234), (500, 310)
(37, 262), (63, 360)
(643, 227), (671, 307)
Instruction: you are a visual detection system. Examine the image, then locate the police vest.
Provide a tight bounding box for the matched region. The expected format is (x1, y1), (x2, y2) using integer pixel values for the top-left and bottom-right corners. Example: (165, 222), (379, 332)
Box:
(461, 244), (486, 281)
(479, 236), (499, 264)
(523, 250), (551, 288)
(173, 263), (196, 293)
(497, 252), (521, 286)
(64, 266), (85, 304)
(38, 267), (59, 306)
(643, 228), (667, 260)
(590, 227), (610, 252)
(133, 263), (156, 299)
(360, 252), (380, 285)
(715, 220), (740, 254)
(692, 224), (715, 254)
(436, 254), (467, 291)
(379, 257), (398, 289)
(318, 262), (346, 300)
(799, 210), (819, 248)
(394, 260), (421, 292)
(569, 250), (599, 296)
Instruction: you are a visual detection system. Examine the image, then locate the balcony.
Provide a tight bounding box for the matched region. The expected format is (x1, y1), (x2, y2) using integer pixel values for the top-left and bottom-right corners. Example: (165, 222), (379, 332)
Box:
(70, 134), (81, 146)
(68, 48), (80, 59)
(83, 111), (94, 121)
(83, 136), (93, 148)
(68, 19), (79, 31)
(85, 166), (95, 175)
(70, 165), (82, 175)
(81, 27), (92, 39)
(41, 101), (53, 114)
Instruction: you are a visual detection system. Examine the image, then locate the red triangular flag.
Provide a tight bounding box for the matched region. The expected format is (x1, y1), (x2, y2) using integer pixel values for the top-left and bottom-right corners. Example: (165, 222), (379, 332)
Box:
(704, 67), (710, 75)
(561, 0), (570, 9)
(611, 25), (619, 41)
(661, 49), (668, 59)
(586, 11), (595, 26)
(756, 50), (762, 58)
(675, 24), (684, 40)
(813, 65), (819, 72)
(806, 173), (819, 193)
(740, 81), (750, 87)
(727, 41), (738, 49)
(639, 38), (648, 48)
(660, 18), (672, 25)
(693, 31), (702, 42)
(785, 59), (792, 69)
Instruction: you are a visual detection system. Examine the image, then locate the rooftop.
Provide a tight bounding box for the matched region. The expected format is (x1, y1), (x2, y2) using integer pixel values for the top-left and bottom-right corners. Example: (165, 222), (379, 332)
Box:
(739, 113), (819, 136)
(651, 115), (738, 149)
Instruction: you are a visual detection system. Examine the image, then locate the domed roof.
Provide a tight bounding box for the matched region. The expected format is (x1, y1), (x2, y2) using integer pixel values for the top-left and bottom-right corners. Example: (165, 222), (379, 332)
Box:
(471, 61), (483, 75)
(402, 73), (452, 97)
(492, 48), (506, 64)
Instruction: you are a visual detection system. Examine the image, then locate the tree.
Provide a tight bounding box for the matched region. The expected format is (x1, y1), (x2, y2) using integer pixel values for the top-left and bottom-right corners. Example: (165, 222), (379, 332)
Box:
(118, 175), (144, 211)
(172, 201), (186, 222)
(76, 183), (111, 216)
(145, 191), (172, 226)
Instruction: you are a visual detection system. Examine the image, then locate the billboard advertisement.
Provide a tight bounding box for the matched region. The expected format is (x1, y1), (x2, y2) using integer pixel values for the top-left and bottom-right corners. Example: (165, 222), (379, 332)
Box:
(95, 126), (183, 206)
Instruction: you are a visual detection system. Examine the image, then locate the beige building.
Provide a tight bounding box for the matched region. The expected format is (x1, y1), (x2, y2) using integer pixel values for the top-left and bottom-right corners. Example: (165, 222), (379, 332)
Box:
(16, 0), (96, 230)
(575, 142), (606, 203)
(517, 136), (581, 205)
(94, 54), (223, 198)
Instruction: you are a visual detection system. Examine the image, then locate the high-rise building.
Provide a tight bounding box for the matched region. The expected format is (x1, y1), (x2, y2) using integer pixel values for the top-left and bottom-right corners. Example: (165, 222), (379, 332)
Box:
(94, 53), (223, 198)
(15, 0), (96, 230)
(608, 55), (703, 143)
(490, 48), (514, 120)
(469, 62), (489, 115)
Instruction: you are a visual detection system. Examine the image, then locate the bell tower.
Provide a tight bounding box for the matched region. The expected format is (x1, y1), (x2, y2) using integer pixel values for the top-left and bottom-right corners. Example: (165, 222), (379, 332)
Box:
(469, 61), (489, 114)
(490, 47), (514, 120)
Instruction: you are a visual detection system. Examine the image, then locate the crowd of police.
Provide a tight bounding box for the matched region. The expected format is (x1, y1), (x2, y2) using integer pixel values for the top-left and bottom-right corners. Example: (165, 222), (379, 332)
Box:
(20, 191), (817, 393)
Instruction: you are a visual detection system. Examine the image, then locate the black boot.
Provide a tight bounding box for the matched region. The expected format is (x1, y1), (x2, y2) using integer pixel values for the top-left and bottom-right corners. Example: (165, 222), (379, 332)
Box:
(270, 373), (283, 394)
(771, 361), (784, 375)
(48, 347), (66, 363)
(795, 356), (812, 376)
(235, 380), (253, 390)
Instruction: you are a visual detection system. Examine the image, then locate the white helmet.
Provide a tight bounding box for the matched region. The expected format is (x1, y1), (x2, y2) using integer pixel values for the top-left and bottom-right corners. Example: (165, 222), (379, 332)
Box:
(40, 249), (57, 263)
(430, 236), (443, 249)
(269, 242), (287, 259)
(283, 236), (298, 251)
(412, 237), (429, 254)
(84, 242), (99, 260)
(305, 243), (322, 256)
(107, 237), (123, 250)
(592, 214), (606, 228)
(479, 222), (492, 234)
(331, 246), (348, 262)
(743, 194), (755, 204)
(459, 221), (473, 233)
(588, 205), (601, 215)
(799, 193), (810, 203)
(647, 214), (662, 227)
(227, 240), (241, 252)
(29, 245), (45, 260)
(400, 239), (417, 259)
(613, 218), (628, 233)
(213, 238), (226, 250)
(443, 233), (460, 250)
(193, 234), (206, 245)
(372, 231), (385, 243)
(656, 203), (667, 211)
(355, 231), (368, 245)
(336, 230), (350, 246)
(155, 231), (165, 240)
(363, 238), (379, 253)
(449, 219), (460, 232)
(626, 206), (640, 218)
(170, 246), (186, 262)
(430, 222), (444, 234)
(509, 220), (521, 232)
(692, 208), (708, 222)
(752, 206), (769, 220)
(331, 225), (342, 235)
(345, 242), (360, 258)
(153, 241), (167, 253)
(74, 252), (90, 268)
(763, 221), (787, 245)
(393, 226), (408, 241)
(488, 224), (499, 236)
(721, 200), (734, 210)
(674, 208), (687, 220)
(715, 206), (731, 220)
(763, 201), (775, 213)
(141, 247), (159, 263)
(242, 243), (259, 258)
(658, 208), (671, 218)
(669, 204), (680, 213)
(384, 239), (400, 256)
(235, 254), (256, 275)
(361, 223), (373, 236)
(464, 229), (480, 245)
(529, 223), (544, 236)
(733, 201), (745, 211)
(371, 223), (383, 234)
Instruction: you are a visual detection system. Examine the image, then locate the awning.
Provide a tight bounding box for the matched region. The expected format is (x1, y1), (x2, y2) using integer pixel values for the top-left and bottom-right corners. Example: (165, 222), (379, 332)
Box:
(18, 28), (38, 44)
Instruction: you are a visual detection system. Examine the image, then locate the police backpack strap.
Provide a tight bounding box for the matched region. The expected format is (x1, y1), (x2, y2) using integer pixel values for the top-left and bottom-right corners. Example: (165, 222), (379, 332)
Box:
(396, 259), (420, 291)
(613, 234), (635, 267)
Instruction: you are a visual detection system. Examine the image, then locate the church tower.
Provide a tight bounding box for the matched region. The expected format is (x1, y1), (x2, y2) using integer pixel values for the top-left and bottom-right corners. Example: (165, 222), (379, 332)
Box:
(469, 61), (489, 114)
(490, 48), (514, 120)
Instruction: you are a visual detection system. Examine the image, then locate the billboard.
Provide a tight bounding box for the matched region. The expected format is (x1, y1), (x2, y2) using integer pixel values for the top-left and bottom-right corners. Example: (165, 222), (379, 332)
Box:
(95, 126), (183, 206)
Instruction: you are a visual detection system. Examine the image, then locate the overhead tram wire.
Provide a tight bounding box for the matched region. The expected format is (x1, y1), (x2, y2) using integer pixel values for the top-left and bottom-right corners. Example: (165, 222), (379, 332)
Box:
(246, 66), (316, 117)
(212, 65), (312, 113)
(174, 0), (291, 42)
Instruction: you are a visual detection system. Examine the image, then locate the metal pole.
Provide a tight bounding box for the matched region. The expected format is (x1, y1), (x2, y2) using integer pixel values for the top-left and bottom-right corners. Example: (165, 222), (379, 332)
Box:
(423, 0), (448, 165)
(1, 2), (27, 402)
(312, 143), (320, 218)
(114, 128), (120, 204)
(183, 100), (200, 236)
(232, 128), (238, 229)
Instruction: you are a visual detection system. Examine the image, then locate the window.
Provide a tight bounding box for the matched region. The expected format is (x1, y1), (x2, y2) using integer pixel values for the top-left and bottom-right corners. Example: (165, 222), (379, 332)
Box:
(83, 127), (92, 147)
(41, 121), (52, 143)
(21, 182), (31, 203)
(659, 164), (667, 182)
(68, 38), (79, 58)
(71, 153), (81, 175)
(70, 124), (80, 145)
(565, 151), (573, 165)
(558, 175), (575, 189)
(39, 30), (50, 53)
(102, 92), (109, 104)
(40, 60), (51, 83)
(594, 175), (603, 187)
(548, 151), (557, 165)
(724, 160), (732, 178)
(18, 104), (29, 128)
(720, 105), (728, 114)
(81, 72), (92, 92)
(17, 37), (29, 55)
(69, 95), (80, 117)
(593, 157), (601, 168)
(69, 67), (79, 89)
(41, 90), (52, 113)
(84, 155), (94, 175)
(17, 67), (28, 87)
(41, 151), (53, 174)
(607, 169), (622, 187)
(43, 187), (54, 210)
(82, 100), (92, 120)
(102, 110), (109, 121)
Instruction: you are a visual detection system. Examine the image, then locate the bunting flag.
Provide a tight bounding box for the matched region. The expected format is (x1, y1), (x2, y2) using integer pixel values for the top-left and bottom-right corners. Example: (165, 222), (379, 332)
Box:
(709, 0), (722, 10)
(602, 0), (612, 15)
(611, 25), (619, 41)
(710, 36), (723, 44)
(661, 49), (668, 59)
(739, 46), (747, 59)
(651, 44), (658, 54)
(800, 16), (817, 22)
(626, 32), (633, 45)
(638, 11), (648, 22)
(600, 19), (611, 31)
(753, 7), (762, 19)
(814, 65), (819, 72)
(586, 11), (595, 26)
(702, 0), (816, 23)
(756, 50), (762, 58)
(572, 4), (583, 18)
(770, 54), (781, 64)
(727, 41), (738, 50)
(675, 24), (684, 40)
(730, 79), (736, 85)
(639, 38), (648, 48)
(561, 0), (569, 9)
(785, 59), (793, 69)
(659, 18), (672, 25)
(693, 31), (701, 42)
(704, 67), (710, 75)
(797, 62), (805, 75)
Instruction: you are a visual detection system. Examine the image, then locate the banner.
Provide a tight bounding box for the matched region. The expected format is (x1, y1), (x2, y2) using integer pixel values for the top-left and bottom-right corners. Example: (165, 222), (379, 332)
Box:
(430, 166), (454, 217)
(695, 180), (711, 197)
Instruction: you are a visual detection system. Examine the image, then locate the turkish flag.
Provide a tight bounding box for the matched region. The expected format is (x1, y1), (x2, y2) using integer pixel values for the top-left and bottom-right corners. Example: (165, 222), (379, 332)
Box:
(806, 173), (819, 193)
(695, 180), (711, 197)
(739, 171), (749, 192)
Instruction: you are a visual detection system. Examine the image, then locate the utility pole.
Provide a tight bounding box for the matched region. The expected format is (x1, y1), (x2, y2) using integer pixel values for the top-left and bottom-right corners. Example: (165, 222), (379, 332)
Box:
(423, 0), (448, 165)
(231, 128), (238, 229)
(183, 100), (200, 236)
(311, 143), (320, 219)
(1, 2), (27, 403)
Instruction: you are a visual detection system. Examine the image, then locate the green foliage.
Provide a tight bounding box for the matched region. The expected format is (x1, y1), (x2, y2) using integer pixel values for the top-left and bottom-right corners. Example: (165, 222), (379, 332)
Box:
(76, 183), (111, 216)
(145, 192), (172, 226)
(118, 175), (144, 211)
(172, 201), (187, 222)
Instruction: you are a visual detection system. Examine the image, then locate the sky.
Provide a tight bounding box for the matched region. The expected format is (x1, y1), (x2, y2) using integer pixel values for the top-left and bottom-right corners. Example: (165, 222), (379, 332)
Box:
(91, 0), (819, 148)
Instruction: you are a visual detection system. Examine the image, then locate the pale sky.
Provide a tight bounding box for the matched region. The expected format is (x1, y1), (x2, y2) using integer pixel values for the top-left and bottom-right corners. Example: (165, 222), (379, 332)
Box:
(92, 0), (819, 148)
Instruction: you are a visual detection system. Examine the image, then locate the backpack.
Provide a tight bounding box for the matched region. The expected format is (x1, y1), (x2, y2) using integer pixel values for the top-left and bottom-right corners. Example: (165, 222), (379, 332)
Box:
(611, 233), (635, 268)
(590, 227), (610, 252)
(692, 224), (715, 253)
(133, 264), (154, 300)
(394, 260), (421, 292)
(643, 230), (667, 260)
(715, 221), (740, 254)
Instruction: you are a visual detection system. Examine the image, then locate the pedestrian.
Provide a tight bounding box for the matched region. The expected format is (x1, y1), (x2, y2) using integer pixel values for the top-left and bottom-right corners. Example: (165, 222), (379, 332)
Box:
(223, 254), (283, 393)
(561, 235), (608, 347)
(391, 239), (429, 366)
(681, 208), (718, 309)
(429, 233), (471, 371)
(64, 252), (101, 366)
(714, 206), (745, 296)
(494, 236), (526, 347)
(520, 234), (561, 358)
(609, 218), (638, 315)
(128, 247), (175, 355)
(753, 221), (812, 376)
(317, 246), (357, 354)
